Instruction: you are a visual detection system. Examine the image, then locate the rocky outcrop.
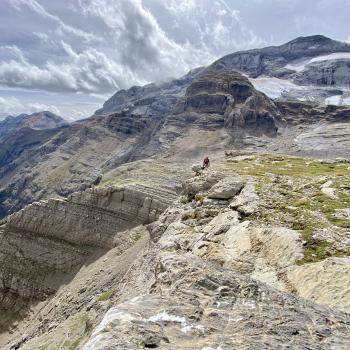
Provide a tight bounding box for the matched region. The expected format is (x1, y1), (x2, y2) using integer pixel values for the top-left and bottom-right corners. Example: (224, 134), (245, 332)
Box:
(287, 257), (350, 312)
(0, 184), (175, 311)
(83, 257), (350, 350)
(2, 165), (350, 349)
(230, 181), (259, 215)
(171, 69), (280, 135)
(80, 170), (350, 350)
(207, 176), (244, 199)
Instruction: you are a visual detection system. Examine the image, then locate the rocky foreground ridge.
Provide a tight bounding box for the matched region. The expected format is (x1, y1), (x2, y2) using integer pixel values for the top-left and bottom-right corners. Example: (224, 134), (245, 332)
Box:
(1, 153), (350, 349)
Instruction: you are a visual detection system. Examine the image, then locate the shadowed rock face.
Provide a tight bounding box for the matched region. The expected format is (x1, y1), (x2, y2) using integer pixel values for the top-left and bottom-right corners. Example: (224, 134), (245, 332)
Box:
(0, 184), (176, 311)
(0, 111), (165, 219)
(292, 59), (350, 86)
(173, 69), (280, 135)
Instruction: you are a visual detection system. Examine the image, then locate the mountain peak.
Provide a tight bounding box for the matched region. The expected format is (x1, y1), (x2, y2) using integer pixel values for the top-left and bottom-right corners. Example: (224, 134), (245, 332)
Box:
(286, 34), (334, 45)
(0, 110), (68, 141)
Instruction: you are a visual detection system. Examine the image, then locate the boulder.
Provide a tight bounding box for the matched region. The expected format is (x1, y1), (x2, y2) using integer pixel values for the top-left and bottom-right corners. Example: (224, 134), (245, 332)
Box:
(208, 177), (244, 199)
(202, 210), (240, 238)
(230, 181), (259, 215)
(182, 171), (224, 198)
(191, 164), (203, 175)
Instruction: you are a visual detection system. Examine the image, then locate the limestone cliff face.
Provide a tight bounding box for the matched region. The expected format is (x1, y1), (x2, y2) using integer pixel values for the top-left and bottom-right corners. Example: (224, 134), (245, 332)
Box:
(211, 35), (350, 79)
(171, 69), (280, 135)
(0, 184), (176, 310)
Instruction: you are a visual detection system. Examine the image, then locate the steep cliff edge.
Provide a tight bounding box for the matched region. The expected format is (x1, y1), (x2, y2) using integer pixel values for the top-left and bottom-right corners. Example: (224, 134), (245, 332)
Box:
(0, 184), (176, 333)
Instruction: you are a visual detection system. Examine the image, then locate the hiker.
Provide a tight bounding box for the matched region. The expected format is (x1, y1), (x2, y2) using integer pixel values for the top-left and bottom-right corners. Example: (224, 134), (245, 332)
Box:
(202, 155), (210, 169)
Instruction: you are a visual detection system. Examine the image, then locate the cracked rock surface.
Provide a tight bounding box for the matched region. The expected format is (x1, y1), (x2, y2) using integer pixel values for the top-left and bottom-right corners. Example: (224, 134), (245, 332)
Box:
(1, 160), (350, 349)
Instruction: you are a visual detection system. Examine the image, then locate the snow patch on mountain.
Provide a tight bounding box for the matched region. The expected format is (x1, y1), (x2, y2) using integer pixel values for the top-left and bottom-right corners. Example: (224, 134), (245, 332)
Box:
(285, 52), (350, 72)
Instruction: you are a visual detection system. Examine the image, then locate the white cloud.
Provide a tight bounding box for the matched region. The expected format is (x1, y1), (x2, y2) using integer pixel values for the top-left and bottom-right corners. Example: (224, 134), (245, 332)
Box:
(0, 0), (266, 98)
(159, 0), (265, 54)
(1, 0), (347, 119)
(0, 96), (61, 117)
(9, 0), (99, 43)
(0, 41), (143, 93)
(1, 0), (231, 95)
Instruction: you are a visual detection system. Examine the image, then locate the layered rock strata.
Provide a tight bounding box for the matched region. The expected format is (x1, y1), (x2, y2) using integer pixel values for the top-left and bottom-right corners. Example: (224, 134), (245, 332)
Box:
(0, 184), (176, 310)
(171, 69), (281, 135)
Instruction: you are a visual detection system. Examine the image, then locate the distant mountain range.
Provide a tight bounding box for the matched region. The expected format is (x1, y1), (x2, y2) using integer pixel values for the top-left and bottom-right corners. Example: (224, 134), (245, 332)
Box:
(212, 34), (350, 105)
(96, 35), (350, 119)
(0, 111), (67, 141)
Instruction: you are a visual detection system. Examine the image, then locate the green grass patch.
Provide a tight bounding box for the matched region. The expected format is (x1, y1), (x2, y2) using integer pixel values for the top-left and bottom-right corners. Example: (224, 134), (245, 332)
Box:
(195, 194), (205, 204)
(97, 290), (114, 302)
(181, 211), (200, 221)
(222, 153), (350, 264)
(219, 154), (350, 178)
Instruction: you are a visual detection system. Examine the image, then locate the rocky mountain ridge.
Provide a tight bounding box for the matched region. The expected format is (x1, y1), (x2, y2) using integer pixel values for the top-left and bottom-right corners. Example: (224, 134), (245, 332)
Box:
(96, 35), (350, 117)
(1, 154), (350, 349)
(212, 35), (350, 105)
(211, 35), (350, 79)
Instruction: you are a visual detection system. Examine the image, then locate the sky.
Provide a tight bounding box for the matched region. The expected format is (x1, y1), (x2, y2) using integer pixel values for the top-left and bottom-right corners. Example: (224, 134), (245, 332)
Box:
(0, 0), (349, 120)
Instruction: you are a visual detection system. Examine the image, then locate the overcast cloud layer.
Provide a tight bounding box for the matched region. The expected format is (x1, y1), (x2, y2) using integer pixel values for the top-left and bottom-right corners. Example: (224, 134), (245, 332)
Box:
(0, 0), (349, 120)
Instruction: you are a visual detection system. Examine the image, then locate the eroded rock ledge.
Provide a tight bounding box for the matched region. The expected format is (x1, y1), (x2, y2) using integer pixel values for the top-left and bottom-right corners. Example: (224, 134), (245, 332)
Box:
(0, 184), (176, 310)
